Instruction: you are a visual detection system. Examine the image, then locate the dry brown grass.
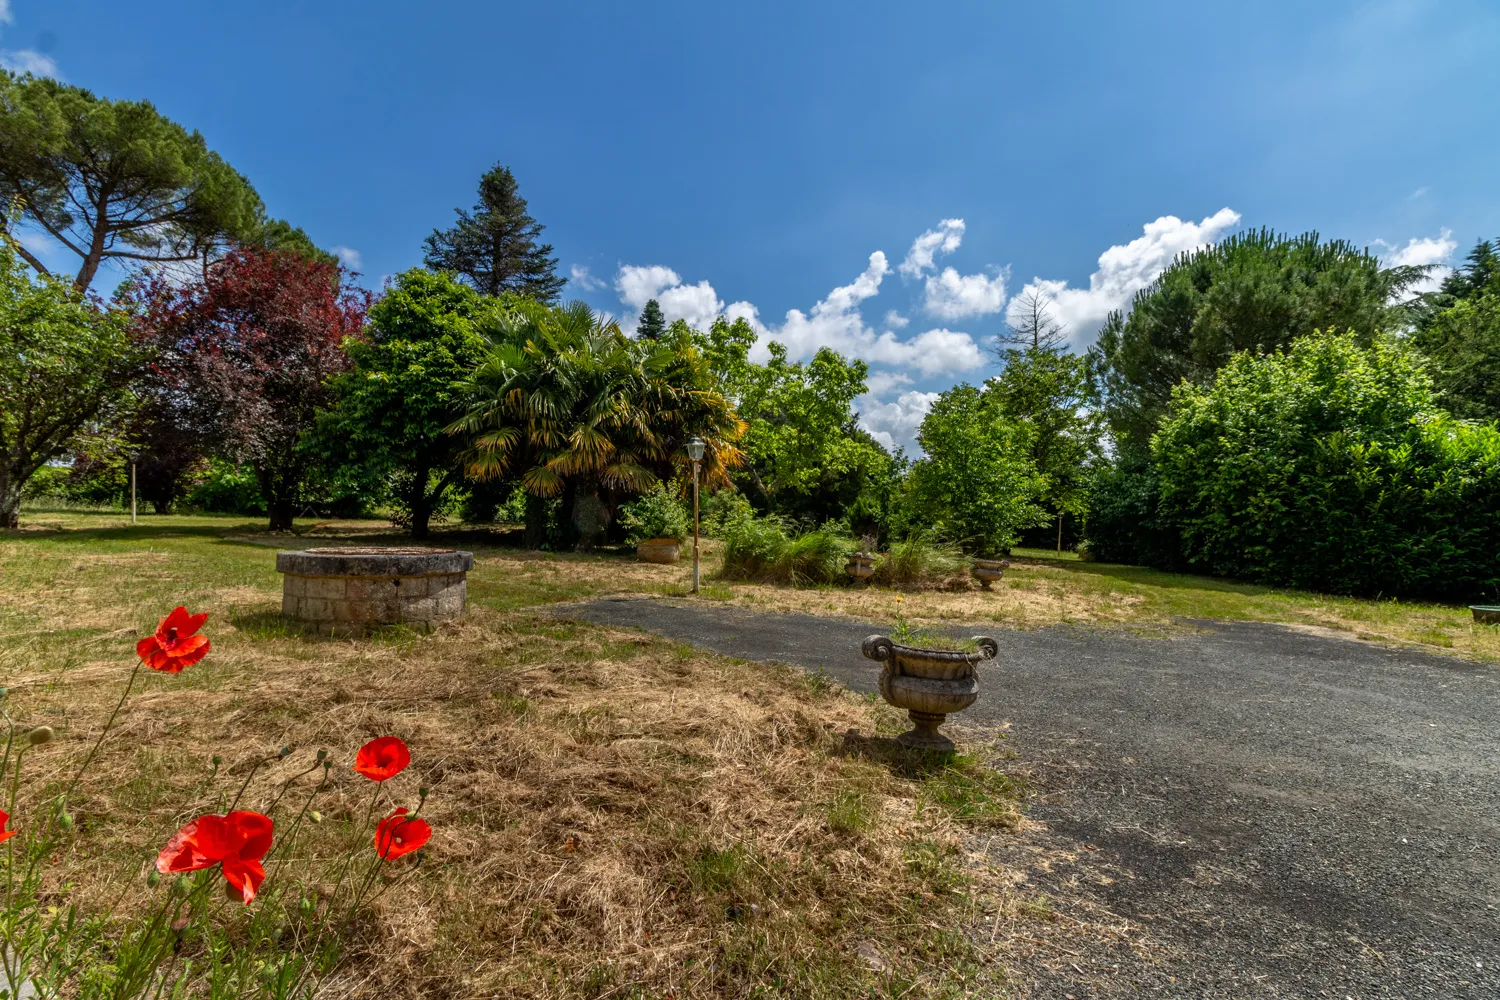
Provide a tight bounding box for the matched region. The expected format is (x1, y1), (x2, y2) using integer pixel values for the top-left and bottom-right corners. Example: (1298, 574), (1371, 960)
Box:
(0, 515), (1036, 998)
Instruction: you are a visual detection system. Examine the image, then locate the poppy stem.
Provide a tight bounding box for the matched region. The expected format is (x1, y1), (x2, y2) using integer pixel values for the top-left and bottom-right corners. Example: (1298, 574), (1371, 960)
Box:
(62, 660), (142, 806)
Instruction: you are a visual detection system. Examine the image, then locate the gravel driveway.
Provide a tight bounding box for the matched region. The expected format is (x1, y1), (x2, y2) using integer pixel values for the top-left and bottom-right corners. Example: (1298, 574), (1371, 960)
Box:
(561, 598), (1500, 999)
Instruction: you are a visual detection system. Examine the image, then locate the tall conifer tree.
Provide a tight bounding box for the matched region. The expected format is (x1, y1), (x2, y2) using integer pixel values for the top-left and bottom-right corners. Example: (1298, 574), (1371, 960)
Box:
(636, 299), (666, 340)
(424, 164), (564, 301)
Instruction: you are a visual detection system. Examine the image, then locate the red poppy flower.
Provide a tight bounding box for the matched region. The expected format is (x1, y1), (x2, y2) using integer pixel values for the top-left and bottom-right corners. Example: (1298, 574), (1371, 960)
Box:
(354, 736), (410, 782)
(136, 606), (210, 673)
(373, 807), (431, 860)
(0, 809), (14, 846)
(156, 810), (273, 904)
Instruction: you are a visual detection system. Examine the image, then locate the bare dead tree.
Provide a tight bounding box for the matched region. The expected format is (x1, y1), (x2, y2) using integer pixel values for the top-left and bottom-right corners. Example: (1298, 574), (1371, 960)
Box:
(995, 287), (1067, 356)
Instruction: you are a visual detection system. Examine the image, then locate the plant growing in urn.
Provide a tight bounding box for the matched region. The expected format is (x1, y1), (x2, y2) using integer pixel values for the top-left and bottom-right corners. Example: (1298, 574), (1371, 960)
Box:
(862, 620), (998, 750)
(621, 484), (690, 564)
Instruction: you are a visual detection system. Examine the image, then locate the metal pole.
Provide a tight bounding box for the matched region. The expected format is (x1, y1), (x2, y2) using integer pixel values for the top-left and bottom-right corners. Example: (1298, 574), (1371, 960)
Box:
(131, 461), (137, 525)
(691, 460), (701, 594)
(1056, 513), (1062, 554)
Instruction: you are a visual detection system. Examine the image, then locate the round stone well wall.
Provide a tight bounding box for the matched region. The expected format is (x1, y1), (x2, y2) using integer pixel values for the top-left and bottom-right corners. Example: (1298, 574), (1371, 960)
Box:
(276, 546), (475, 634)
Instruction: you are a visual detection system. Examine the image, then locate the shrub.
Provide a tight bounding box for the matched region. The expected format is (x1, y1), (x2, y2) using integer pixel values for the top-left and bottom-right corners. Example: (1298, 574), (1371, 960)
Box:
(1082, 452), (1184, 568)
(619, 483), (691, 542)
(185, 459), (266, 515)
(699, 488), (754, 537)
(1152, 331), (1500, 600)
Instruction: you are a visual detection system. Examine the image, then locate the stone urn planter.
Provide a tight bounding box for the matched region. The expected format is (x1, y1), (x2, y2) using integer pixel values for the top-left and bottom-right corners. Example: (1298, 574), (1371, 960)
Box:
(862, 634), (999, 750)
(636, 538), (682, 564)
(1471, 606), (1500, 625)
(971, 558), (1010, 590)
(276, 546), (474, 635)
(845, 552), (876, 586)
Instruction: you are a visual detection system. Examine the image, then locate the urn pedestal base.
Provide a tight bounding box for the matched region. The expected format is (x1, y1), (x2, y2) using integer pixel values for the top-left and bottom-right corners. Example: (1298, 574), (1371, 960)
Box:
(897, 710), (957, 751)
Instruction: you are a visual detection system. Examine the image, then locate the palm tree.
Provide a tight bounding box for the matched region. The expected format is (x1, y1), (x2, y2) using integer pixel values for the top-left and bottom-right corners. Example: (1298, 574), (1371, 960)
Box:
(450, 299), (743, 548)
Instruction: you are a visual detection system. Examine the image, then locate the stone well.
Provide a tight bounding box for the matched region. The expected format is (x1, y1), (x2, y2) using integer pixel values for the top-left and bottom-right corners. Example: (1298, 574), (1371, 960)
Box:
(275, 546), (475, 634)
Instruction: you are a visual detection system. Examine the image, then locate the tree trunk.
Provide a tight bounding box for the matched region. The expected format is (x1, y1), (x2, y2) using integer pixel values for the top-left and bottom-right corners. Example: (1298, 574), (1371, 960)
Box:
(267, 497), (295, 532)
(523, 492), (548, 550)
(0, 466), (16, 529)
(410, 498), (431, 539)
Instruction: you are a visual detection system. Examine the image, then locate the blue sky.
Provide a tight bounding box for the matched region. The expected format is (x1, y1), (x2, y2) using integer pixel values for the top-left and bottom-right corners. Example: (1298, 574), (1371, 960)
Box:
(8, 0), (1498, 451)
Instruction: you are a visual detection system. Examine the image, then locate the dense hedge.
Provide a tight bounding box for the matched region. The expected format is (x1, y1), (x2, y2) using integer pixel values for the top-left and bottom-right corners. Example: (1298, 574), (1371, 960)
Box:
(1084, 453), (1184, 570)
(1148, 333), (1500, 600)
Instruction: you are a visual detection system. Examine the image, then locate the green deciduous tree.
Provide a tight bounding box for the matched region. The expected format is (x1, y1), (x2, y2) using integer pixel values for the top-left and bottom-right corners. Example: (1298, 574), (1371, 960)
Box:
(0, 71), (278, 293)
(900, 384), (1047, 557)
(0, 237), (134, 527)
(989, 344), (1102, 542)
(708, 326), (897, 535)
(323, 270), (502, 538)
(1091, 229), (1428, 449)
(1152, 332), (1500, 599)
(423, 164), (564, 301)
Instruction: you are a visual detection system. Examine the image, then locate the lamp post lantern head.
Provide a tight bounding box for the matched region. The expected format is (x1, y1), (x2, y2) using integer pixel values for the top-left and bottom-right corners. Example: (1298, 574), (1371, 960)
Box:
(687, 436), (706, 463)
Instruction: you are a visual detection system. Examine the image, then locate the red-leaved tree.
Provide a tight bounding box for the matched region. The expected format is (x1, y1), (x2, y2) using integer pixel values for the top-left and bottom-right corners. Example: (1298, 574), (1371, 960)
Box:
(133, 249), (367, 530)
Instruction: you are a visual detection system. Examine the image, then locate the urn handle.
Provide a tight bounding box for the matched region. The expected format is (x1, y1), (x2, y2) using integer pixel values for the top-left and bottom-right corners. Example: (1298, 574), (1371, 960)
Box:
(971, 636), (999, 661)
(861, 634), (900, 676)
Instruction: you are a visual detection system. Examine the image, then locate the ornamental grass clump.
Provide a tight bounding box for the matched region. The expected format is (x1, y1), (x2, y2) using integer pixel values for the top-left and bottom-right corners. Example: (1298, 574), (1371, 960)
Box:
(0, 607), (435, 998)
(873, 534), (972, 591)
(717, 513), (849, 585)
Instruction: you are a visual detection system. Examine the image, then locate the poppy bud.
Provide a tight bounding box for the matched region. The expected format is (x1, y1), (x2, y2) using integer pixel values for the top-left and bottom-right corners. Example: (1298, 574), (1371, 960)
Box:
(322, 760), (331, 770)
(309, 810), (323, 824)
(299, 896), (313, 916)
(315, 749), (327, 762)
(173, 878), (191, 895)
(0, 687), (8, 699)
(419, 786), (429, 800)
(57, 812), (73, 831)
(212, 755), (222, 767)
(279, 745), (291, 758)
(147, 870), (161, 888)
(27, 726), (53, 746)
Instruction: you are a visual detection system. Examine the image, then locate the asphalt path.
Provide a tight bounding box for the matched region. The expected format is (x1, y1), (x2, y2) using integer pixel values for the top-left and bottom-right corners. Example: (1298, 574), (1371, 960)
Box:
(560, 598), (1500, 999)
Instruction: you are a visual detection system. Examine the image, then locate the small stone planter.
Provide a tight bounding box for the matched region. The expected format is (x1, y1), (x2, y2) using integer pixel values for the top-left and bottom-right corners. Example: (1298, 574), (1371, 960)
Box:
(636, 538), (682, 564)
(276, 546), (474, 635)
(971, 558), (1010, 590)
(862, 634), (999, 750)
(1472, 606), (1500, 625)
(845, 552), (876, 586)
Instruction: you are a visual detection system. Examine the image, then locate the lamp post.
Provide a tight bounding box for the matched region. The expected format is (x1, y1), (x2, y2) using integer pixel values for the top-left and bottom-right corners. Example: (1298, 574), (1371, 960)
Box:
(687, 436), (706, 594)
(128, 450), (140, 526)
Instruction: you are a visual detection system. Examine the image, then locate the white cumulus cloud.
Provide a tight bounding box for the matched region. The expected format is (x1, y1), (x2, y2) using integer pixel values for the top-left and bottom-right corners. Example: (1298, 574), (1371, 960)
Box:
(0, 49), (58, 78)
(858, 389), (940, 454)
(331, 246), (362, 271)
(884, 310), (909, 329)
(923, 266), (1008, 319)
(899, 219), (965, 277)
(0, 2), (12, 24)
(568, 264), (605, 291)
(609, 249), (986, 378)
(614, 264), (727, 335)
(1375, 228), (1457, 297)
(1009, 207), (1241, 348)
